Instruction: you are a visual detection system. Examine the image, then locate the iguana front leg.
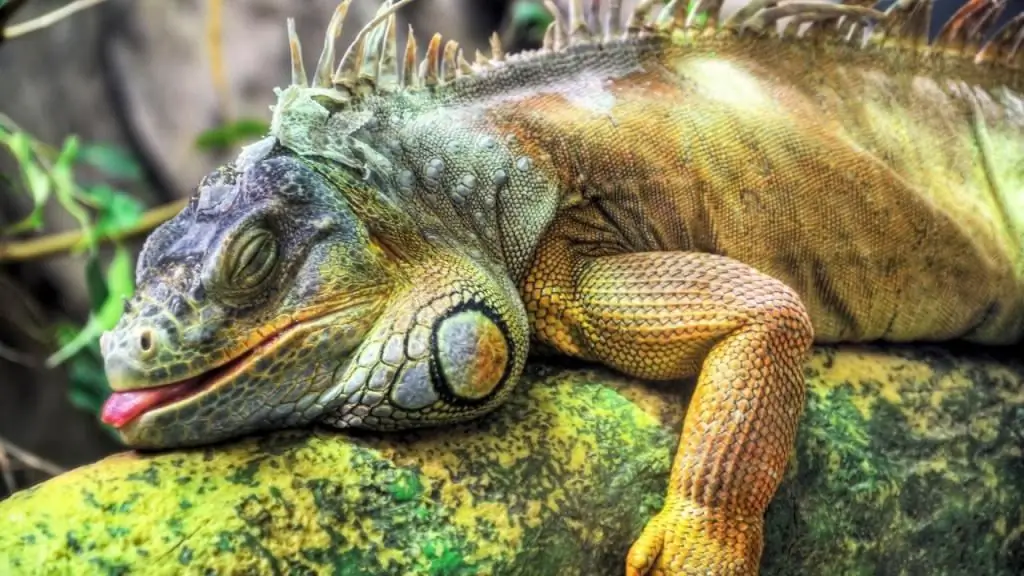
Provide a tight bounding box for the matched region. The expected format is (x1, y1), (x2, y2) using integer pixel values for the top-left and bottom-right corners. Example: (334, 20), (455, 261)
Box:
(523, 238), (814, 575)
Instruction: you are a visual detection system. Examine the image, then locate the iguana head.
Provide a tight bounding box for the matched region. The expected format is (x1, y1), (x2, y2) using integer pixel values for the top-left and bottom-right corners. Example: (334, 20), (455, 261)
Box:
(101, 136), (529, 449)
(99, 149), (396, 447)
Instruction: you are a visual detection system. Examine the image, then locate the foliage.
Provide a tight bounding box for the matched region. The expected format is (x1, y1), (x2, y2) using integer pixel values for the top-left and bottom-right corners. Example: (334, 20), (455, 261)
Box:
(0, 124), (142, 361)
(0, 116), (270, 438)
(509, 0), (553, 46)
(0, 120), (147, 438)
(53, 323), (119, 440)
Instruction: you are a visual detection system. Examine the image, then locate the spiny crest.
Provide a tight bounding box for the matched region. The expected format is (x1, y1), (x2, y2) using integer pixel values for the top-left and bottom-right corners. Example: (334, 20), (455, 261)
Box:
(264, 0), (1021, 170)
(277, 0), (1021, 101)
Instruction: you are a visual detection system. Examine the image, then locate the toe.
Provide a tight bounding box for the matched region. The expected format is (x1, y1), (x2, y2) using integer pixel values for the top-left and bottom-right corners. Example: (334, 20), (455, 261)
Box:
(625, 520), (665, 576)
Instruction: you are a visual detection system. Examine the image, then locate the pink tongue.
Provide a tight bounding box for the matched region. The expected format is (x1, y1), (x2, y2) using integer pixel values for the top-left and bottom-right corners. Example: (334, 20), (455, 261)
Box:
(101, 380), (200, 428)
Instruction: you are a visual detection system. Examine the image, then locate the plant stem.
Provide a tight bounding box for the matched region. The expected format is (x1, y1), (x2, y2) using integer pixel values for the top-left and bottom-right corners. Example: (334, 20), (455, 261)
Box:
(0, 442), (15, 494)
(205, 0), (232, 120)
(0, 435), (64, 477)
(3, 0), (109, 40)
(0, 198), (187, 262)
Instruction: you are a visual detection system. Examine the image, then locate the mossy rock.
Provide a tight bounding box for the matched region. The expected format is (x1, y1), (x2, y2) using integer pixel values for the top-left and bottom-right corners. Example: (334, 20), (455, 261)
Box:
(2, 345), (1022, 575)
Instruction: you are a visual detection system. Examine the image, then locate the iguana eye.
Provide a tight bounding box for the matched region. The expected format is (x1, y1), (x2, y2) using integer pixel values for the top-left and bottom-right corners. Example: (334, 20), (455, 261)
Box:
(226, 226), (278, 294)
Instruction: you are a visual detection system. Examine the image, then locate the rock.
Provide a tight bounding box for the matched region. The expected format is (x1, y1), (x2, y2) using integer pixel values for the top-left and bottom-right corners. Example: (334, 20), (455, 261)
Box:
(1, 345), (1022, 575)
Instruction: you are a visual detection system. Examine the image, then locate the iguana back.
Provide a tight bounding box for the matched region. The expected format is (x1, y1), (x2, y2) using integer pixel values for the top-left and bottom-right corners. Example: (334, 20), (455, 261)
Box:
(508, 27), (1024, 346)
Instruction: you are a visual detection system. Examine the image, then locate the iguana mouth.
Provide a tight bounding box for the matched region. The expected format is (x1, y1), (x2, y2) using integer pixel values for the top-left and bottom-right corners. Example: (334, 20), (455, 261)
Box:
(100, 329), (287, 429)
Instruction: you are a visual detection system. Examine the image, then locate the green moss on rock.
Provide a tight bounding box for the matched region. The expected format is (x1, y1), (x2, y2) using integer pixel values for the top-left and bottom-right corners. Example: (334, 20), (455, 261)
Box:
(1, 346), (1022, 575)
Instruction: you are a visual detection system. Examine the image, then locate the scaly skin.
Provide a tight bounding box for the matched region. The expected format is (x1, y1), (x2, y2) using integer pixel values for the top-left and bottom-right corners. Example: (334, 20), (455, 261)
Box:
(98, 0), (1024, 574)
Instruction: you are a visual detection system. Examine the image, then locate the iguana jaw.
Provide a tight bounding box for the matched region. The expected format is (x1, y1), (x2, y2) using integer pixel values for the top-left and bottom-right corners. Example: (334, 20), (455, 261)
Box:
(100, 323), (295, 428)
(101, 296), (384, 439)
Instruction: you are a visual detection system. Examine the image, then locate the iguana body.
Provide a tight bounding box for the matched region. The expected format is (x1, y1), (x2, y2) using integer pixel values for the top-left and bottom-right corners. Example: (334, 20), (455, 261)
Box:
(97, 0), (1024, 574)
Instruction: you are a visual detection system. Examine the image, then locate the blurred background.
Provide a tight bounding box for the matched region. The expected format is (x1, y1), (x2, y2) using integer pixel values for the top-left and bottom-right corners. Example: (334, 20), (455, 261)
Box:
(0, 0), (1009, 500)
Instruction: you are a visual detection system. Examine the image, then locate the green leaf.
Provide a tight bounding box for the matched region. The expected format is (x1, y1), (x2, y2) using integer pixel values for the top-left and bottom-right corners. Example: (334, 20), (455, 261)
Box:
(78, 143), (143, 181)
(194, 118), (270, 152)
(46, 244), (134, 368)
(1, 131), (52, 235)
(509, 1), (554, 44)
(55, 322), (119, 439)
(66, 359), (113, 415)
(103, 242), (136, 304)
(50, 136), (95, 250)
(84, 252), (109, 313)
(84, 184), (144, 237)
(511, 1), (553, 29)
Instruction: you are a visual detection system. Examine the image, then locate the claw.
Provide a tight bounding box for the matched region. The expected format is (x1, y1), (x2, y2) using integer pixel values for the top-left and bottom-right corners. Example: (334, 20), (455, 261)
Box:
(625, 520), (663, 575)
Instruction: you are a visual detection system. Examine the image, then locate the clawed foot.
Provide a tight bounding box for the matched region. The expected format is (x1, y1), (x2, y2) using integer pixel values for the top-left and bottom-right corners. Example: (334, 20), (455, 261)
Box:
(625, 499), (763, 576)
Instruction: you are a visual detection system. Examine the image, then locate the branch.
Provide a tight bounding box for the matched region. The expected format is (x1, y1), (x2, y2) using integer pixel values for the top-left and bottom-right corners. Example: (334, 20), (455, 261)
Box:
(0, 0), (31, 48)
(0, 339), (39, 366)
(0, 432), (64, 477)
(0, 442), (15, 494)
(2, 350), (1022, 574)
(2, 0), (108, 40)
(0, 198), (187, 262)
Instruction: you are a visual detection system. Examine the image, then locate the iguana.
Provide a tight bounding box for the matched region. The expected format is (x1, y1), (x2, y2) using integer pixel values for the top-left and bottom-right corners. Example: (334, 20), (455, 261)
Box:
(95, 0), (1024, 573)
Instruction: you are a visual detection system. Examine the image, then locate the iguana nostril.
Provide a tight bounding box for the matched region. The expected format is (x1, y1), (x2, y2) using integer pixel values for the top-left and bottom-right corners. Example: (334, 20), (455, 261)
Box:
(138, 328), (156, 358)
